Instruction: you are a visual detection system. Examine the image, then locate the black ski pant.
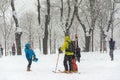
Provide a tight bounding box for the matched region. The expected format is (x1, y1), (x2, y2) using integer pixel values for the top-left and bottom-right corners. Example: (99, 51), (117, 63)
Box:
(27, 59), (32, 68)
(109, 49), (114, 61)
(63, 55), (73, 71)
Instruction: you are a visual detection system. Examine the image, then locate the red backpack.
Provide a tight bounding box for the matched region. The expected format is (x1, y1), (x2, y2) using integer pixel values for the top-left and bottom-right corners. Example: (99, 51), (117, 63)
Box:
(71, 58), (78, 72)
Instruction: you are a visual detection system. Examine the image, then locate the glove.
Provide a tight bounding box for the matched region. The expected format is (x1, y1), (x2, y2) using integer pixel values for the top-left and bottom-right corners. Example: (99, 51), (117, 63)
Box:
(32, 55), (36, 60)
(33, 57), (38, 62)
(58, 47), (62, 54)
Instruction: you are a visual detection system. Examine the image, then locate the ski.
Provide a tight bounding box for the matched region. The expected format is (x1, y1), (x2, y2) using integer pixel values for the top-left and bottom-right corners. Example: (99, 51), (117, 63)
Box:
(52, 70), (67, 73)
(52, 70), (58, 73)
(52, 70), (80, 74)
(58, 70), (81, 74)
(58, 70), (73, 74)
(52, 70), (70, 74)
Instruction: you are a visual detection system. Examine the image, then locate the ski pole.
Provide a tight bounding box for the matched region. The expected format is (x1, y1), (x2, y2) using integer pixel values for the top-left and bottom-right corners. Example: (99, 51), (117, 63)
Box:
(54, 53), (60, 72)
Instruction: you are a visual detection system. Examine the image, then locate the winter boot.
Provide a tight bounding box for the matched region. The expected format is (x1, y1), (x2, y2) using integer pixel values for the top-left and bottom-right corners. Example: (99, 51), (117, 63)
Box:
(63, 70), (69, 73)
(27, 67), (31, 71)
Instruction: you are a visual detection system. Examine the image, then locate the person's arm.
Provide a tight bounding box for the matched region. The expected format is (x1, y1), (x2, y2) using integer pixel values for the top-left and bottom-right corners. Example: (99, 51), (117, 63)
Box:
(25, 50), (30, 60)
(60, 42), (67, 51)
(31, 50), (36, 58)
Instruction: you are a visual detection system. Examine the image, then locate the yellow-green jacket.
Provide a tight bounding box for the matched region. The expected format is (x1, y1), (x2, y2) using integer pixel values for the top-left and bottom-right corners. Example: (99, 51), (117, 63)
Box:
(60, 36), (74, 56)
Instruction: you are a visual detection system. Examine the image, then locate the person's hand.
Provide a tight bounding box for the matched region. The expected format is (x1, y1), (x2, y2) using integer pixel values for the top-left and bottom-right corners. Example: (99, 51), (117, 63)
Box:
(32, 55), (36, 60)
(58, 47), (62, 54)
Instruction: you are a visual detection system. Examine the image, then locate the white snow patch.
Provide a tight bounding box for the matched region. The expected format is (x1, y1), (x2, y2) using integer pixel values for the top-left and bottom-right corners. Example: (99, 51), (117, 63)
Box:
(0, 50), (120, 80)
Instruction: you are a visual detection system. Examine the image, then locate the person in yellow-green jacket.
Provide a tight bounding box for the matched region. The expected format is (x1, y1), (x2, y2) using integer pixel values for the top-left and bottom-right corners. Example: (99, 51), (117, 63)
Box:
(59, 36), (74, 73)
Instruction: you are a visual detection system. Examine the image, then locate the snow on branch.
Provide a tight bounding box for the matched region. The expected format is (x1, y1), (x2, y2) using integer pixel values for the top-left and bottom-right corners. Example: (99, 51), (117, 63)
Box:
(86, 31), (90, 36)
(16, 27), (22, 34)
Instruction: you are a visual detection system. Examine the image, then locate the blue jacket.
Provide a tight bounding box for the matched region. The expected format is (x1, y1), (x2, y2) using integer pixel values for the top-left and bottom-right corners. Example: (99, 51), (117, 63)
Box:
(24, 43), (36, 60)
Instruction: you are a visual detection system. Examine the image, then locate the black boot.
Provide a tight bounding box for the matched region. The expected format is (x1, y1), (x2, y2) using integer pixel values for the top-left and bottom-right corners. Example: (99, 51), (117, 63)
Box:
(27, 67), (31, 71)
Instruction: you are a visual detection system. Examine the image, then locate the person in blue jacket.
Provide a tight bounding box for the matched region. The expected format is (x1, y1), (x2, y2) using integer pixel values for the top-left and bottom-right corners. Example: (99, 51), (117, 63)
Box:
(25, 43), (36, 71)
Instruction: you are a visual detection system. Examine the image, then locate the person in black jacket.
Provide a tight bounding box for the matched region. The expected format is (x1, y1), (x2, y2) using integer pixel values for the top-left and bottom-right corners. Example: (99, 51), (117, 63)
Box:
(12, 43), (16, 56)
(109, 38), (115, 61)
(0, 45), (3, 57)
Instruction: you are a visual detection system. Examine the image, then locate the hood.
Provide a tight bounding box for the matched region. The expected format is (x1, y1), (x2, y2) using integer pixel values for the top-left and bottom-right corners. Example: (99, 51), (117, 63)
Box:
(65, 36), (70, 42)
(110, 38), (113, 42)
(25, 43), (31, 49)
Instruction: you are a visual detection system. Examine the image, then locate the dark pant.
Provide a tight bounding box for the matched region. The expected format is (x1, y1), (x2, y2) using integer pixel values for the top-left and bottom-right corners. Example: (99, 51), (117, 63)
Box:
(12, 52), (15, 56)
(27, 59), (32, 68)
(63, 55), (73, 71)
(109, 49), (114, 61)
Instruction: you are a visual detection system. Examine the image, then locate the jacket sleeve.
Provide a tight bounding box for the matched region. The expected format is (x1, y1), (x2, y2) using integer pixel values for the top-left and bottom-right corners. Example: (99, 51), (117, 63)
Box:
(60, 42), (68, 51)
(25, 50), (30, 60)
(31, 50), (36, 58)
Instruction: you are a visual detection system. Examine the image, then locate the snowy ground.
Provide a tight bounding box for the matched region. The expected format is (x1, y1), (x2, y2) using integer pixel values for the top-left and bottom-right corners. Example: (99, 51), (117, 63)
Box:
(0, 50), (120, 80)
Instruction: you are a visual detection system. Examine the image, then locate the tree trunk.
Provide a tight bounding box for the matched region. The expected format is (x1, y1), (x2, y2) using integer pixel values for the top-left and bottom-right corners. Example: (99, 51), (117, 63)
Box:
(60, 0), (74, 36)
(74, 0), (91, 52)
(3, 12), (7, 56)
(100, 32), (102, 52)
(64, 0), (71, 36)
(15, 33), (22, 55)
(37, 0), (41, 51)
(43, 0), (50, 55)
(99, 24), (107, 53)
(85, 35), (91, 52)
(60, 0), (63, 22)
(65, 0), (71, 28)
(107, 1), (114, 38)
(49, 33), (52, 54)
(43, 15), (49, 54)
(103, 32), (107, 53)
(11, 0), (22, 55)
(89, 0), (95, 52)
(37, 0), (41, 25)
(39, 36), (41, 51)
(53, 34), (56, 53)
(91, 30), (94, 52)
(68, 0), (90, 52)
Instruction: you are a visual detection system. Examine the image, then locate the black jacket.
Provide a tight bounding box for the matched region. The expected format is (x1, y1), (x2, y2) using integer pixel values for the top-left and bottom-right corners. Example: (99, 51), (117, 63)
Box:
(109, 40), (115, 50)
